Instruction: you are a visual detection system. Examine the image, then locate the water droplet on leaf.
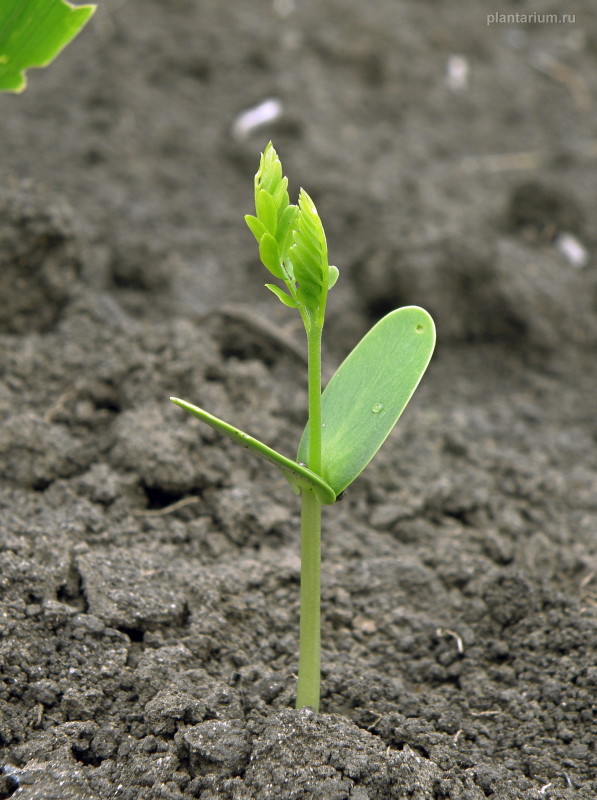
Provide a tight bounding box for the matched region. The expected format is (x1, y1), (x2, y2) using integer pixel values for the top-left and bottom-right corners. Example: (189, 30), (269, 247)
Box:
(415, 324), (424, 333)
(371, 403), (384, 414)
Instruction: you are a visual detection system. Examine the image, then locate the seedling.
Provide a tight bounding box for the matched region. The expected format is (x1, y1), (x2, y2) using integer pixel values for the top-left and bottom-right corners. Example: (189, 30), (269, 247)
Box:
(0, 0), (95, 93)
(171, 144), (435, 711)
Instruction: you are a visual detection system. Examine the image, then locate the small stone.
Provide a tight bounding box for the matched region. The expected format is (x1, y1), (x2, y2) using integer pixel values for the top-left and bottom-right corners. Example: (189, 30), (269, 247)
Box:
(144, 690), (206, 736)
(27, 680), (60, 707)
(183, 720), (251, 776)
(73, 614), (106, 634)
(42, 599), (78, 624)
(76, 550), (187, 630)
(353, 616), (377, 634)
(61, 688), (103, 721)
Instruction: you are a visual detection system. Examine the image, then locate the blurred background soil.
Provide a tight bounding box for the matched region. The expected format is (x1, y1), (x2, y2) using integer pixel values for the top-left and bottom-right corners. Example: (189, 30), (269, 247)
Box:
(0, 1), (596, 798)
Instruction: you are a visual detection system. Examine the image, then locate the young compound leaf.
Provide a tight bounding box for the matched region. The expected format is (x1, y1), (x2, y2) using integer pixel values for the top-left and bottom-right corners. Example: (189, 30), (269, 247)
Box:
(250, 145), (338, 323)
(170, 397), (336, 505)
(290, 189), (328, 313)
(265, 283), (298, 308)
(259, 232), (284, 279)
(0, 0), (95, 93)
(297, 306), (436, 496)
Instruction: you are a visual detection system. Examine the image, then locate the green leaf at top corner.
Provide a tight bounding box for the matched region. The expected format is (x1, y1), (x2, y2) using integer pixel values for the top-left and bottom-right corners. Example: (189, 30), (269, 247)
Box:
(0, 0), (96, 93)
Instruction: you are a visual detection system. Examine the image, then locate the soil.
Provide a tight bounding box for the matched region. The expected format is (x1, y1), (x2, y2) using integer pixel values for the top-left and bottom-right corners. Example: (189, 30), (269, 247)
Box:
(1, 1), (596, 798)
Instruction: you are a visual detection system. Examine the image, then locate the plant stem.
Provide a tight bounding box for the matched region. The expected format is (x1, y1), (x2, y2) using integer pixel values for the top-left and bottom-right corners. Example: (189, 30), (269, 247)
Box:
(306, 322), (323, 475)
(296, 321), (324, 711)
(296, 486), (321, 710)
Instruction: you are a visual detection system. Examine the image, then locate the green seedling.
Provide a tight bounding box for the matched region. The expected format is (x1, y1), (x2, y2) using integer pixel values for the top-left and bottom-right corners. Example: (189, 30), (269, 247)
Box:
(171, 143), (435, 711)
(0, 0), (95, 93)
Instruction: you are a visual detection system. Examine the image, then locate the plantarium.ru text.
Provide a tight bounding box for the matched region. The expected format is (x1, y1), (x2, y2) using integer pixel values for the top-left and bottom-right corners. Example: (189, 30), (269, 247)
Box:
(171, 143), (435, 711)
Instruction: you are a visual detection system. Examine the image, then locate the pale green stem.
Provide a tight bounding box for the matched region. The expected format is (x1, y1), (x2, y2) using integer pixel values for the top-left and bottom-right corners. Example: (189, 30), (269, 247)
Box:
(296, 486), (321, 710)
(296, 321), (324, 710)
(306, 322), (323, 475)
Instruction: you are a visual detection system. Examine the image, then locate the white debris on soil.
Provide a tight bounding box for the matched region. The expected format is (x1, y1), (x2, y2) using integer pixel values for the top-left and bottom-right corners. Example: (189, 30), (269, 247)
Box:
(232, 98), (284, 140)
(445, 54), (469, 92)
(555, 232), (589, 268)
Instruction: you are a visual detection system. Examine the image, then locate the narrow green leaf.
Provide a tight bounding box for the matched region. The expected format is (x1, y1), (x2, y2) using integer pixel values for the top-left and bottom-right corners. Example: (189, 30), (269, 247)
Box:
(276, 204), (299, 259)
(171, 397), (336, 505)
(256, 189), (277, 235)
(259, 232), (284, 279)
(271, 175), (289, 215)
(0, 0), (96, 93)
(298, 306), (436, 496)
(327, 265), (339, 290)
(244, 214), (267, 244)
(265, 283), (298, 308)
